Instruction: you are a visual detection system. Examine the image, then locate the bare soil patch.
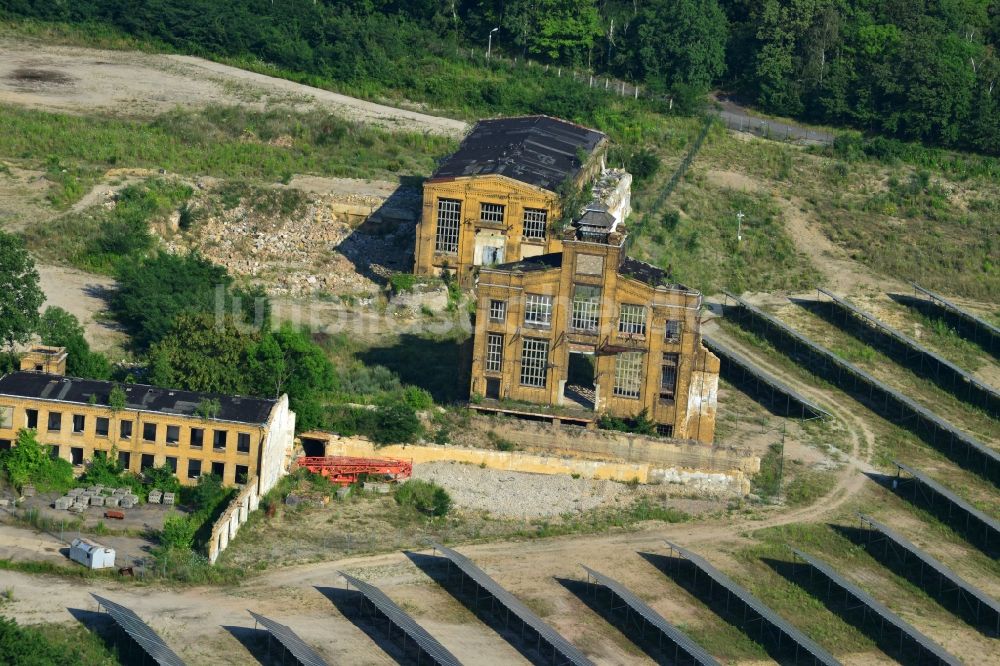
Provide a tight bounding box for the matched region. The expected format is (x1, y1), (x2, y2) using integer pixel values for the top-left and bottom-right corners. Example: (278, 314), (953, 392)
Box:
(0, 38), (467, 137)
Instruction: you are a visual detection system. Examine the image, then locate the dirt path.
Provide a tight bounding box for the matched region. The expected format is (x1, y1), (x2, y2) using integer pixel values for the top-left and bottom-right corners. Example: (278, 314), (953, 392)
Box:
(0, 38), (468, 137)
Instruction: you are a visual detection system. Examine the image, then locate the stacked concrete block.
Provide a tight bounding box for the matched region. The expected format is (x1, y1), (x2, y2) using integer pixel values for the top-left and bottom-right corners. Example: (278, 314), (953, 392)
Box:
(68, 503), (86, 514)
(54, 497), (73, 510)
(162, 492), (175, 506)
(22, 485), (36, 497)
(104, 496), (120, 508)
(148, 490), (162, 504)
(113, 488), (128, 497)
(67, 488), (84, 497)
(336, 486), (352, 500)
(89, 495), (105, 507)
(120, 496), (135, 509)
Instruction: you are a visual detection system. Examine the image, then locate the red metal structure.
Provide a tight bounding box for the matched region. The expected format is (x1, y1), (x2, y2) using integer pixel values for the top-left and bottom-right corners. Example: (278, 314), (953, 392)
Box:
(295, 456), (413, 486)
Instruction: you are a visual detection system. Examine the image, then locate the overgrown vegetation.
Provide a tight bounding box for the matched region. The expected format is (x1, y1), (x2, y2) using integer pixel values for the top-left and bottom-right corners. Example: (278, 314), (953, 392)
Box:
(394, 479), (452, 517)
(0, 104), (451, 187)
(0, 429), (73, 492)
(0, 616), (119, 665)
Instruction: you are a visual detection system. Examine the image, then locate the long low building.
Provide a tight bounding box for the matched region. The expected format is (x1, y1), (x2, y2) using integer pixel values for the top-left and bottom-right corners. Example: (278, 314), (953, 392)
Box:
(0, 347), (295, 493)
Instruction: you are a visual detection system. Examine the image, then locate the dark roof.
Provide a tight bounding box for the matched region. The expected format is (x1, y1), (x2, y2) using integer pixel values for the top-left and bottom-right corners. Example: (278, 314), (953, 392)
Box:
(576, 208), (616, 229)
(431, 116), (605, 192)
(489, 252), (563, 273)
(0, 372), (276, 425)
(618, 256), (672, 287)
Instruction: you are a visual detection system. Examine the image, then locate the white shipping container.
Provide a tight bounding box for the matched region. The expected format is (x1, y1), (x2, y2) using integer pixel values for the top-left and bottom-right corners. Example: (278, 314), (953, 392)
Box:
(69, 537), (115, 569)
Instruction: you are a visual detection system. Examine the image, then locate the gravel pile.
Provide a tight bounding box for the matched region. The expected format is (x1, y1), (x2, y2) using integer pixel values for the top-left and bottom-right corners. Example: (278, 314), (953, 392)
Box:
(412, 461), (657, 519)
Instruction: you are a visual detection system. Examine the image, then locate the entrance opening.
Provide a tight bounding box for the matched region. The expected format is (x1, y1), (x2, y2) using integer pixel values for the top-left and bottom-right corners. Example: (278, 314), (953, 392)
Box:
(564, 352), (596, 410)
(301, 437), (326, 458)
(485, 377), (501, 400)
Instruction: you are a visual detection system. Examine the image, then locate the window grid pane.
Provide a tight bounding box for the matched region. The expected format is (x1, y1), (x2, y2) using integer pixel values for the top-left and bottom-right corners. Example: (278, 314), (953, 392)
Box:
(665, 319), (683, 343)
(524, 294), (553, 327)
(523, 208), (547, 239)
(435, 198), (461, 254)
(614, 352), (644, 398)
(520, 338), (549, 388)
(486, 333), (504, 373)
(571, 285), (600, 331)
(660, 353), (679, 400)
(489, 299), (507, 323)
(480, 202), (505, 224)
(618, 304), (647, 336)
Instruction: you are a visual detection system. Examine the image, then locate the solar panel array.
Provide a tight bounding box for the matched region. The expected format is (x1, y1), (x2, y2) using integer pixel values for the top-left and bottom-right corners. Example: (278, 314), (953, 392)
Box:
(790, 549), (960, 666)
(893, 461), (1000, 542)
(431, 542), (594, 666)
(339, 571), (463, 666)
(247, 610), (329, 666)
(91, 594), (186, 666)
(912, 283), (1000, 341)
(818, 288), (999, 414)
(722, 290), (1000, 485)
(581, 565), (720, 666)
(857, 514), (1000, 633)
(663, 541), (841, 666)
(702, 334), (830, 419)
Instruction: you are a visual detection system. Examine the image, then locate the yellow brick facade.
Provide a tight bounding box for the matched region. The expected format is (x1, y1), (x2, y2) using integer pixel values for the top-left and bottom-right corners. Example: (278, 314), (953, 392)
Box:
(414, 174), (564, 285)
(0, 396), (269, 487)
(469, 233), (719, 443)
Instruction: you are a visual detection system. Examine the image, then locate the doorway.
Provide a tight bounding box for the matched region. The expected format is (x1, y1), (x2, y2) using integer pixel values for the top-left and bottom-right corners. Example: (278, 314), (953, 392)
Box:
(564, 352), (596, 410)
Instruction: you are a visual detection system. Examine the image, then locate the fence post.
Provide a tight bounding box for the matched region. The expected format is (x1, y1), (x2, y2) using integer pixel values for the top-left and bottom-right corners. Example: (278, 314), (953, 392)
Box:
(634, 86), (639, 100)
(558, 67), (561, 77)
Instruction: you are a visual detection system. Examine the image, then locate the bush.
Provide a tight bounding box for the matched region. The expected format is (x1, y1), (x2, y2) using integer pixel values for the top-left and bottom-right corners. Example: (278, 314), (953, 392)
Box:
(159, 515), (197, 550)
(0, 429), (73, 492)
(394, 480), (452, 517)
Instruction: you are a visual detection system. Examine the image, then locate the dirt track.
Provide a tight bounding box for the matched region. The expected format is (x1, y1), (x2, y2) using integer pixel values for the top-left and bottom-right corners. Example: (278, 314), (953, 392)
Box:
(0, 38), (468, 137)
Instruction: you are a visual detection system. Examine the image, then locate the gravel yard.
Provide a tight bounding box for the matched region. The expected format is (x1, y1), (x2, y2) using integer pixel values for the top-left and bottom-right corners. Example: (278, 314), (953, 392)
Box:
(413, 461), (683, 519)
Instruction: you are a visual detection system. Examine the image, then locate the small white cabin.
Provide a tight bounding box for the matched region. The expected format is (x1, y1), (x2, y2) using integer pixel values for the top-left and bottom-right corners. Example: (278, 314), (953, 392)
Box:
(69, 537), (116, 569)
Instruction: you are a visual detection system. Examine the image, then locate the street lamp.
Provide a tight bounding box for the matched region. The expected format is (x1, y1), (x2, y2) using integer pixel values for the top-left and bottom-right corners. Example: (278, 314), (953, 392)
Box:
(487, 27), (499, 59)
(736, 210), (745, 242)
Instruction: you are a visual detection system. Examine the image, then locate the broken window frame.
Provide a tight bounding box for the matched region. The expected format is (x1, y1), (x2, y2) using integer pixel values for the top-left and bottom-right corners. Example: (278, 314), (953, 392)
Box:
(519, 338), (549, 388)
(613, 351), (644, 399)
(618, 303), (647, 336)
(523, 208), (548, 240)
(571, 285), (601, 332)
(434, 198), (461, 254)
(660, 353), (679, 402)
(489, 299), (507, 323)
(524, 294), (553, 328)
(665, 319), (683, 343)
(479, 202), (505, 224)
(485, 333), (504, 373)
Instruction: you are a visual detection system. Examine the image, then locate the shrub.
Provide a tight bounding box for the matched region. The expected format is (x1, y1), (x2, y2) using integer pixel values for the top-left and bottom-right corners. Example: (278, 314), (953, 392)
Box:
(394, 480), (452, 517)
(388, 273), (418, 294)
(160, 515), (197, 550)
(0, 429), (73, 492)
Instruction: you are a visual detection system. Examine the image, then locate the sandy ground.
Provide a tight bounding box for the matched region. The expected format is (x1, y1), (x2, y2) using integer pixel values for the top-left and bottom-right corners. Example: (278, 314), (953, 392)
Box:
(0, 38), (468, 137)
(36, 263), (125, 355)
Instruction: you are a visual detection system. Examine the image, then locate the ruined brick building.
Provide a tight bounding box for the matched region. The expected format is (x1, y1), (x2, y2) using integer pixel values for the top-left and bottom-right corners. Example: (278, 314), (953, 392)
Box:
(417, 116), (719, 442)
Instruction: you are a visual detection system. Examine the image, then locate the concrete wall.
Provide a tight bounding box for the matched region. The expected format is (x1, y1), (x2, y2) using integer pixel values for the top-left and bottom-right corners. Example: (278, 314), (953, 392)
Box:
(315, 432), (752, 496)
(482, 418), (758, 474)
(259, 395), (295, 497)
(207, 475), (260, 564)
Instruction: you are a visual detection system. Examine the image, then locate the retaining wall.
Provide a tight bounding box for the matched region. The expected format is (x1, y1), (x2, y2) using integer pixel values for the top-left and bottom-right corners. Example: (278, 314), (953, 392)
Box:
(315, 432), (753, 496)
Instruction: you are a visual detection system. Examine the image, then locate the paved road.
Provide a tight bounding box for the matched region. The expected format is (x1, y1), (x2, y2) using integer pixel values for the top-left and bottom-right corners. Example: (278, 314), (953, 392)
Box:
(714, 96), (836, 145)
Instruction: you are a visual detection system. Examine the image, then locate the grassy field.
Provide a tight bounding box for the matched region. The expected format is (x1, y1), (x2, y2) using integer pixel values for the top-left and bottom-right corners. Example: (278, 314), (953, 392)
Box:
(0, 104), (452, 196)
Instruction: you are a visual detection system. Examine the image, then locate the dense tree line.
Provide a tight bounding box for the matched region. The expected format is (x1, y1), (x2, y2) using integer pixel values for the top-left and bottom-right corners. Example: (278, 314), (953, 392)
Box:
(2, 0), (997, 153)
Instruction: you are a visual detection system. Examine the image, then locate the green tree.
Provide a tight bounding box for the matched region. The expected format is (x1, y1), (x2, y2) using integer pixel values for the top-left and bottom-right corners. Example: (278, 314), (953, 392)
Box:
(35, 307), (111, 379)
(521, 0), (602, 63)
(148, 313), (256, 394)
(0, 232), (43, 351)
(633, 0), (728, 95)
(111, 251), (232, 350)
